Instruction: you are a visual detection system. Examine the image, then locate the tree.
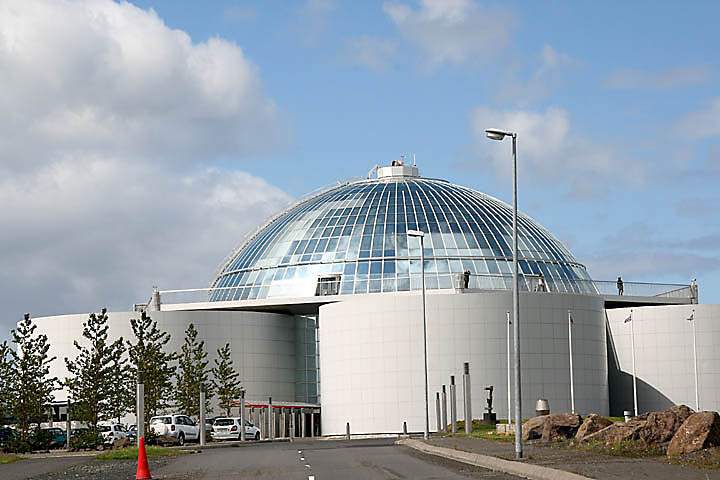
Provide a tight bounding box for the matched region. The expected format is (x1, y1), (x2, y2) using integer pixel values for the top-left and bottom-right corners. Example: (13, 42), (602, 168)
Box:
(0, 341), (12, 423)
(107, 341), (134, 424)
(64, 308), (127, 430)
(10, 314), (57, 442)
(126, 311), (176, 430)
(212, 343), (243, 417)
(175, 323), (213, 417)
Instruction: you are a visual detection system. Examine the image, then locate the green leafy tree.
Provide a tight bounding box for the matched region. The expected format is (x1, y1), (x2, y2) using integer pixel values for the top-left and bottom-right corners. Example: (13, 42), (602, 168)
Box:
(175, 323), (213, 417)
(10, 314), (57, 442)
(107, 340), (134, 424)
(126, 311), (177, 430)
(64, 308), (127, 431)
(212, 343), (243, 417)
(0, 341), (12, 423)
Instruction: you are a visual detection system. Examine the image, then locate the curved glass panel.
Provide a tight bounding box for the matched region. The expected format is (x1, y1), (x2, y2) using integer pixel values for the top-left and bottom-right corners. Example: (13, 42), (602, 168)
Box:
(210, 176), (593, 301)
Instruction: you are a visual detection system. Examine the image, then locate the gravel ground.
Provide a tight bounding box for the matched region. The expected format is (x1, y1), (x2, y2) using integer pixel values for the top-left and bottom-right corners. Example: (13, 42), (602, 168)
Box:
(27, 458), (175, 480)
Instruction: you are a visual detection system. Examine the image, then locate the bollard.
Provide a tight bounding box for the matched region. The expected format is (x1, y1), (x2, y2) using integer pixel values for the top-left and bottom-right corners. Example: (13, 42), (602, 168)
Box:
(310, 411), (315, 437)
(199, 389), (206, 446)
(66, 398), (71, 449)
(441, 385), (448, 433)
(346, 422), (351, 440)
(268, 397), (273, 440)
(435, 392), (442, 433)
(136, 383), (145, 446)
(450, 376), (457, 434)
(623, 410), (632, 422)
(463, 362), (472, 434)
(403, 421), (408, 435)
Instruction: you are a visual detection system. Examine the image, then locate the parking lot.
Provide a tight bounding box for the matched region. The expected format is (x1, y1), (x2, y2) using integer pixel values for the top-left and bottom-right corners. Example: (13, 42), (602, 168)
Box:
(1, 438), (523, 480)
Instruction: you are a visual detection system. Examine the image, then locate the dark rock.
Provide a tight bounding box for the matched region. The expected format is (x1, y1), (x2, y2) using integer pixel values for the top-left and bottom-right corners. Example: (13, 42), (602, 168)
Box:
(575, 414), (613, 442)
(522, 415), (548, 441)
(638, 404), (694, 445)
(541, 413), (583, 442)
(582, 418), (646, 445)
(667, 411), (720, 457)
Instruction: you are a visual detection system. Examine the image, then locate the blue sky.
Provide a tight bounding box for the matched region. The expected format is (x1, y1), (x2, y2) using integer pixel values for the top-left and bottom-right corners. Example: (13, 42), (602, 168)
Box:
(0, 0), (718, 333)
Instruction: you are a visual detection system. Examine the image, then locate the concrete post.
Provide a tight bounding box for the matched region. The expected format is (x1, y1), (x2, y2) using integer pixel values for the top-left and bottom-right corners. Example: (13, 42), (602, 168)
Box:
(441, 385), (448, 433)
(310, 411), (315, 437)
(240, 391), (246, 441)
(463, 362), (472, 434)
(136, 383), (145, 446)
(450, 376), (457, 434)
(281, 409), (286, 438)
(300, 409), (306, 437)
(346, 422), (350, 440)
(435, 392), (441, 433)
(403, 421), (408, 435)
(199, 389), (206, 447)
(66, 398), (71, 449)
(267, 397), (273, 440)
(151, 287), (161, 311)
(290, 409), (295, 439)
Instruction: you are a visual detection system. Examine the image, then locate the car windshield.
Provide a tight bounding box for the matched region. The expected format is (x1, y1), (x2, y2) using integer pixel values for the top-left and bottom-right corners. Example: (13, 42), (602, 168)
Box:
(214, 419), (235, 426)
(151, 417), (171, 424)
(99, 426), (111, 432)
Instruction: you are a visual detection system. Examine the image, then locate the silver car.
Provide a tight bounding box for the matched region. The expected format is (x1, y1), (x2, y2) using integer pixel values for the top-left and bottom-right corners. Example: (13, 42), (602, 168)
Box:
(211, 417), (260, 441)
(150, 414), (199, 446)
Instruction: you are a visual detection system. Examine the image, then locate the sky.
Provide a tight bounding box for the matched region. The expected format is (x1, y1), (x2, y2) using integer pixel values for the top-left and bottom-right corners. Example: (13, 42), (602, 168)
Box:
(0, 0), (718, 336)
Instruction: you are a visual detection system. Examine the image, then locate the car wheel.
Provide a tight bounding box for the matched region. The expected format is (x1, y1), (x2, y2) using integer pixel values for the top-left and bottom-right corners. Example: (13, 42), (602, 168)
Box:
(254, 431), (260, 441)
(177, 432), (185, 446)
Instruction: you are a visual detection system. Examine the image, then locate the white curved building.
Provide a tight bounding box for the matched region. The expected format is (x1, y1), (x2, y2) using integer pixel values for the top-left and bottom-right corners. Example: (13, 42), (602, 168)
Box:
(33, 162), (702, 435)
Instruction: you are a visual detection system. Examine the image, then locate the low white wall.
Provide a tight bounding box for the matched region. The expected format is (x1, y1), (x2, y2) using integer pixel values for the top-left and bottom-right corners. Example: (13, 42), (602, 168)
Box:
(607, 304), (720, 415)
(34, 310), (298, 409)
(319, 290), (607, 435)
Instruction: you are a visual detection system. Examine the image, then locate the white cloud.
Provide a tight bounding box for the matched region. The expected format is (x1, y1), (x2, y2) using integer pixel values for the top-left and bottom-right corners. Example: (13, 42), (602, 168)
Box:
(0, 0), (281, 174)
(498, 45), (578, 105)
(345, 36), (398, 71)
(383, 0), (513, 67)
(0, 0), (290, 334)
(604, 66), (711, 90)
(676, 97), (720, 139)
(470, 106), (640, 196)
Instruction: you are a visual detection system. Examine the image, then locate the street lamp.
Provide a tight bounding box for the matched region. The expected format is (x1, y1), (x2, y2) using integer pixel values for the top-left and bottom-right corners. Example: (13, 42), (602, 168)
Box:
(485, 127), (523, 459)
(408, 229), (429, 440)
(687, 309), (699, 410)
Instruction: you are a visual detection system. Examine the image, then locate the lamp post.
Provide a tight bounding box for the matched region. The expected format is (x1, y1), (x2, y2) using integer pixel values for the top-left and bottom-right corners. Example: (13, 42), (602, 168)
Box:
(408, 229), (429, 440)
(624, 309), (638, 416)
(568, 310), (575, 414)
(687, 309), (699, 410)
(486, 128), (522, 459)
(506, 311), (512, 429)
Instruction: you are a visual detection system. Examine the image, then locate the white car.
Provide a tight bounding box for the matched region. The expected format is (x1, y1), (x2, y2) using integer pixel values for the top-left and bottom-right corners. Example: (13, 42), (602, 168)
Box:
(98, 423), (128, 446)
(150, 414), (199, 446)
(211, 417), (261, 441)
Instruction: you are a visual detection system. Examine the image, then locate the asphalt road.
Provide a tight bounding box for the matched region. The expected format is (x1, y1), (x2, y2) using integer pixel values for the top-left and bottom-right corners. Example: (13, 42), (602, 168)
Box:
(155, 438), (522, 479)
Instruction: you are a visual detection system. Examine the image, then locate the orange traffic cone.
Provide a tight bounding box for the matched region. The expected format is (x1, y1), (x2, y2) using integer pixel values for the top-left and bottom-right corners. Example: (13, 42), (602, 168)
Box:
(136, 436), (152, 480)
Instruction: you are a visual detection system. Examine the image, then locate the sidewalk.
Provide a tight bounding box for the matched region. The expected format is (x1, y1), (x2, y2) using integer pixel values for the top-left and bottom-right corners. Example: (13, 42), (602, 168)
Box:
(426, 436), (720, 480)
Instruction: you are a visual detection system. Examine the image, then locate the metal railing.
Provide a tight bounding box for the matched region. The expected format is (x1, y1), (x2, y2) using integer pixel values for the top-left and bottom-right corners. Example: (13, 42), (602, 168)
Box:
(156, 274), (693, 306)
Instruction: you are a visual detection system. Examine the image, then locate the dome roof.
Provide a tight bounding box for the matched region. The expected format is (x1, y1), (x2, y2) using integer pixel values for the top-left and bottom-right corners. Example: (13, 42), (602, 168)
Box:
(210, 165), (591, 301)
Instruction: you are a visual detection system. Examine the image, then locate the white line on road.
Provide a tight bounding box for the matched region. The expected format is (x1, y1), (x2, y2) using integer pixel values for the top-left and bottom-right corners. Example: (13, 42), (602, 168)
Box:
(308, 476), (315, 480)
(305, 464), (311, 468)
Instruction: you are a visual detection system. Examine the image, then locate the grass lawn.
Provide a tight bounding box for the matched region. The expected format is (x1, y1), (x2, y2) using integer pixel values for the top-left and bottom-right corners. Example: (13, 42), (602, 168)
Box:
(446, 420), (515, 443)
(0, 453), (23, 464)
(96, 446), (191, 461)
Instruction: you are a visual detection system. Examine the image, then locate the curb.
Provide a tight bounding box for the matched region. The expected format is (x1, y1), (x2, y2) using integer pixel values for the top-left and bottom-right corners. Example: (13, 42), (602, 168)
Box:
(396, 438), (591, 480)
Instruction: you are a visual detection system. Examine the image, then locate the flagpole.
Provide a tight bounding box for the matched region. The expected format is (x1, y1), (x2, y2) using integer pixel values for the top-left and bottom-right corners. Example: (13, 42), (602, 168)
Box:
(506, 311), (512, 428)
(568, 310), (575, 414)
(629, 309), (638, 417)
(691, 309), (699, 411)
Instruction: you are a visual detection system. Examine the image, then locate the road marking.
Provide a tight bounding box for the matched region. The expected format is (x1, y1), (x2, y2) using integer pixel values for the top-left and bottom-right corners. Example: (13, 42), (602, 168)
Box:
(308, 476), (315, 480)
(300, 457), (305, 460)
(305, 464), (311, 468)
(298, 450), (302, 453)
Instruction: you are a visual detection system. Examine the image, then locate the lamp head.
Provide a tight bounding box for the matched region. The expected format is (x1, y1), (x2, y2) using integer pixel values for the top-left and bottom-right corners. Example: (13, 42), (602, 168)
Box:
(407, 229), (425, 238)
(485, 128), (512, 141)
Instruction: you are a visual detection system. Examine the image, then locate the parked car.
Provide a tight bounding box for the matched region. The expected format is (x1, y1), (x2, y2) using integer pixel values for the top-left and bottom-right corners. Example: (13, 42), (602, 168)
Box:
(40, 427), (67, 449)
(0, 426), (17, 451)
(149, 415), (199, 446)
(98, 423), (128, 446)
(211, 418), (260, 441)
(69, 428), (104, 450)
(126, 424), (137, 444)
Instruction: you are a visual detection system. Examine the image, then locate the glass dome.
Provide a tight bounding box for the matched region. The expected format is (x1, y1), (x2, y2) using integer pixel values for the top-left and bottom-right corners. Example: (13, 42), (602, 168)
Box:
(210, 165), (592, 301)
